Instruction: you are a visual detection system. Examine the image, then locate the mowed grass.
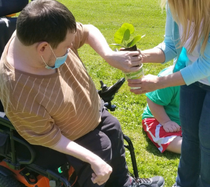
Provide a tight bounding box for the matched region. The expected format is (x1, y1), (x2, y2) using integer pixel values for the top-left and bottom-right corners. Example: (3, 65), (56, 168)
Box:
(58, 0), (178, 186)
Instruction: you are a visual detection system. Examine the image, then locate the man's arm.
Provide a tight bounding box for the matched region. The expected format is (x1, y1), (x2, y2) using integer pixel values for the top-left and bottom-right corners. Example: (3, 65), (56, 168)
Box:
(50, 135), (112, 186)
(84, 24), (142, 73)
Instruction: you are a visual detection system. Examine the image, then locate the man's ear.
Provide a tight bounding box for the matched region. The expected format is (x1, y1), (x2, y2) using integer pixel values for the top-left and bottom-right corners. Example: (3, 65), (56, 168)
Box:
(36, 42), (49, 56)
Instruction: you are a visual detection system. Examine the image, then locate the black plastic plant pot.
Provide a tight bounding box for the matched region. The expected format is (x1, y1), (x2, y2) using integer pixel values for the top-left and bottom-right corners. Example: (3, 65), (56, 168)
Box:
(121, 45), (139, 59)
(121, 45), (137, 52)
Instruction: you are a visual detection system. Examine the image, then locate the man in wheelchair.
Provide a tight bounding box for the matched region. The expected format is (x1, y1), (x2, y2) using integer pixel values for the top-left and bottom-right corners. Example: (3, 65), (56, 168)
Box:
(0, 0), (164, 186)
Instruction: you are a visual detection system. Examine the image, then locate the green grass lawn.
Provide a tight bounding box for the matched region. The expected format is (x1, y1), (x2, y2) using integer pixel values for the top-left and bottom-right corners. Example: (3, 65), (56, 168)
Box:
(58, 0), (179, 186)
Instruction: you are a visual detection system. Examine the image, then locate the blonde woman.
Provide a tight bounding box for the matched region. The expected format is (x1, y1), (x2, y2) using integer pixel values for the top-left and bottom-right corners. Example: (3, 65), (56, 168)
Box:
(128, 0), (210, 187)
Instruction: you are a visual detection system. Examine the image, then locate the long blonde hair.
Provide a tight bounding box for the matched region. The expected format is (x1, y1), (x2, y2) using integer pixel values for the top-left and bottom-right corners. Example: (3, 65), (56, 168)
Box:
(161, 0), (210, 54)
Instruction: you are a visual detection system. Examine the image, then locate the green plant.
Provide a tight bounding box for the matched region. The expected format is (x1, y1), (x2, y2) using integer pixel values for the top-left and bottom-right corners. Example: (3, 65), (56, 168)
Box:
(111, 23), (145, 49)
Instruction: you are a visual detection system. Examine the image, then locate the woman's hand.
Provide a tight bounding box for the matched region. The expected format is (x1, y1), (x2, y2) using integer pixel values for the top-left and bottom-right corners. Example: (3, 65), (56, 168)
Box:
(128, 74), (161, 94)
(128, 71), (185, 94)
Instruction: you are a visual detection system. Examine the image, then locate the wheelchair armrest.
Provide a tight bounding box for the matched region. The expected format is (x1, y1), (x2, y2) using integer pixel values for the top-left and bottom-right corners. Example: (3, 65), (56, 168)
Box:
(13, 136), (36, 165)
(0, 117), (36, 167)
(98, 78), (125, 102)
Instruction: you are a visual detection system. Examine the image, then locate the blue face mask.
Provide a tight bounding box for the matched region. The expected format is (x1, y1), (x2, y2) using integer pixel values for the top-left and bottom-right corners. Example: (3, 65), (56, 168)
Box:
(41, 46), (70, 69)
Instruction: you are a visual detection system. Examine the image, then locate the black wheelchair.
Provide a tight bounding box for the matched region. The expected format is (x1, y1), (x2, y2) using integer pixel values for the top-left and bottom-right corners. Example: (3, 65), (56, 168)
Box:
(0, 1), (139, 186)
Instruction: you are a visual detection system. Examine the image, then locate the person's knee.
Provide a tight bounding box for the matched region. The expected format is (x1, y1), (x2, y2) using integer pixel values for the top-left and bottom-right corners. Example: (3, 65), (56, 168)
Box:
(112, 118), (122, 133)
(102, 110), (122, 132)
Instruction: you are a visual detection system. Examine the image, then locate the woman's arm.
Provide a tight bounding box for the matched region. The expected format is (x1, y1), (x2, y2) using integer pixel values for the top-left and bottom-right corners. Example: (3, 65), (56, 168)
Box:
(180, 36), (210, 85)
(141, 48), (165, 63)
(128, 71), (185, 94)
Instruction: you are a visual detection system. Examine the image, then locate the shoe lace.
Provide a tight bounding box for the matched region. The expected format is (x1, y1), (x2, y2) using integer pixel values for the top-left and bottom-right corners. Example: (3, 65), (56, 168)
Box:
(137, 178), (152, 184)
(130, 178), (152, 187)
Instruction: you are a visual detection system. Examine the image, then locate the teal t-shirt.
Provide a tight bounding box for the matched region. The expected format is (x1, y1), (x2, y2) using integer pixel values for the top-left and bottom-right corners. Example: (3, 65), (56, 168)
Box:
(142, 66), (180, 125)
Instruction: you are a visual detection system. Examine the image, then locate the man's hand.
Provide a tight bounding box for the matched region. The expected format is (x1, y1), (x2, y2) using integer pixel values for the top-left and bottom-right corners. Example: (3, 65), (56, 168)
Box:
(162, 121), (181, 133)
(90, 158), (112, 185)
(85, 24), (142, 72)
(50, 135), (112, 185)
(104, 50), (142, 72)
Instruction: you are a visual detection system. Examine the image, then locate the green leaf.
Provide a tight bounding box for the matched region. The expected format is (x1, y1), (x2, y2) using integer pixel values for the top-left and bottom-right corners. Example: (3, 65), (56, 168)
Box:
(123, 29), (130, 41)
(127, 35), (141, 47)
(114, 27), (127, 44)
(114, 23), (134, 44)
(121, 23), (134, 34)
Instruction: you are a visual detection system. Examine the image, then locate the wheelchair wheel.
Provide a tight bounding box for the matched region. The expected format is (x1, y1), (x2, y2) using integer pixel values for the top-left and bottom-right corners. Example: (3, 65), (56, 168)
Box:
(0, 173), (26, 187)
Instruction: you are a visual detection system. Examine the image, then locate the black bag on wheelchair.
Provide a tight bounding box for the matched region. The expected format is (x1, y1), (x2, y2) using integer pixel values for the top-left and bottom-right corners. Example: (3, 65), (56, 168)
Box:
(0, 132), (9, 156)
(0, 0), (28, 17)
(0, 0), (28, 57)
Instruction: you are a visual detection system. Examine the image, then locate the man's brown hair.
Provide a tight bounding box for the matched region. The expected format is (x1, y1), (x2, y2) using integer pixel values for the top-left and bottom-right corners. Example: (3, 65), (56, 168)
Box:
(17, 0), (77, 48)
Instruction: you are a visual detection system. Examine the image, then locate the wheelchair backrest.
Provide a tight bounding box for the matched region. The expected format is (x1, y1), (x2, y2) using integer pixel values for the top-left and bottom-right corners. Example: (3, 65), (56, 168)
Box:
(0, 0), (29, 111)
(0, 0), (28, 58)
(0, 0), (28, 17)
